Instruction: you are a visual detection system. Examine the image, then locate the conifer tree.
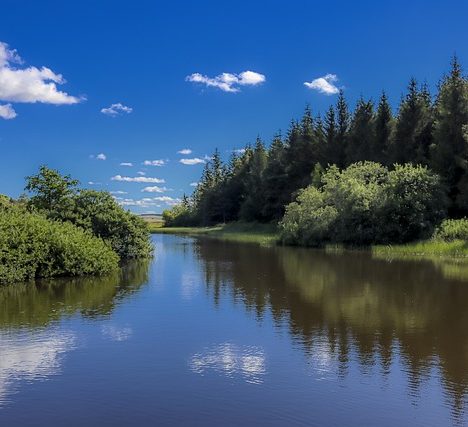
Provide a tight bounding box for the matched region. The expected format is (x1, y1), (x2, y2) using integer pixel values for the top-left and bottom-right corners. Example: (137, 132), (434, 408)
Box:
(431, 57), (468, 211)
(372, 92), (394, 164)
(346, 97), (375, 164)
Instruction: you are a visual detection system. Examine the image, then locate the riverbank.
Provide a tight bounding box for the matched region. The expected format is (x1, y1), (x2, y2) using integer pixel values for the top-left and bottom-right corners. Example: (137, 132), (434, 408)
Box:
(150, 222), (279, 246)
(153, 222), (468, 258)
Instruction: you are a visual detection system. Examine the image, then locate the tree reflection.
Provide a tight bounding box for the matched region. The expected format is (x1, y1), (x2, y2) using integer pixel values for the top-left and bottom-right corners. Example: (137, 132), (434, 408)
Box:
(195, 239), (468, 416)
(0, 260), (150, 328)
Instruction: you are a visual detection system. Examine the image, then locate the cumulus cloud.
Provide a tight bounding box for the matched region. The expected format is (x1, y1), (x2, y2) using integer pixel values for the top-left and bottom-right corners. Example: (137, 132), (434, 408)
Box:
(186, 70), (265, 93)
(141, 186), (170, 193)
(97, 153), (106, 160)
(120, 162), (133, 167)
(0, 42), (81, 119)
(0, 103), (16, 120)
(143, 159), (166, 167)
(304, 74), (340, 95)
(110, 190), (127, 194)
(118, 196), (181, 208)
(190, 182), (198, 187)
(179, 157), (206, 165)
(111, 175), (165, 183)
(137, 171), (146, 176)
(177, 148), (192, 155)
(101, 103), (132, 116)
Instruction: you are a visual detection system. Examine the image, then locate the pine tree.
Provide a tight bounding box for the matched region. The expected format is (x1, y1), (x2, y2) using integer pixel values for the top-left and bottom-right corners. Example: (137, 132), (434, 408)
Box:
(324, 105), (337, 166)
(372, 92), (394, 164)
(346, 97), (375, 164)
(390, 78), (433, 165)
(431, 56), (468, 211)
(262, 132), (289, 220)
(334, 90), (349, 167)
(240, 137), (268, 221)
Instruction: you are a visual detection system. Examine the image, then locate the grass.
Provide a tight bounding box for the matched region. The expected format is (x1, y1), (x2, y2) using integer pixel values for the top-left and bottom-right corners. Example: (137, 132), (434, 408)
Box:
(151, 222), (279, 246)
(372, 239), (468, 259)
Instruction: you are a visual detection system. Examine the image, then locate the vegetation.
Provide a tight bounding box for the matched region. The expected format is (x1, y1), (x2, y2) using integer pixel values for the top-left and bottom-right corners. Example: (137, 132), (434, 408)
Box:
(26, 166), (153, 259)
(0, 203), (118, 284)
(279, 162), (446, 246)
(163, 57), (468, 249)
(0, 167), (153, 284)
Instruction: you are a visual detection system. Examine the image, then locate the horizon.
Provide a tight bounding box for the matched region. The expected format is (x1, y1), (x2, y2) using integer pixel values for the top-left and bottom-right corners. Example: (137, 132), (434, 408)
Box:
(1, 0), (467, 214)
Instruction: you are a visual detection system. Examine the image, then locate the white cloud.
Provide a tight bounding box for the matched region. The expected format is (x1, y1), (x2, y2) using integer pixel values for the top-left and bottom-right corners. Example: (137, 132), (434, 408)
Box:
(233, 148), (246, 154)
(190, 182), (198, 187)
(186, 70), (265, 93)
(118, 196), (180, 208)
(96, 153), (106, 160)
(88, 181), (102, 185)
(120, 162), (133, 167)
(143, 159), (166, 167)
(304, 74), (340, 95)
(0, 41), (81, 109)
(137, 171), (146, 176)
(110, 190), (127, 194)
(101, 103), (132, 116)
(179, 157), (206, 165)
(0, 103), (16, 120)
(111, 175), (165, 183)
(177, 148), (192, 155)
(141, 186), (170, 193)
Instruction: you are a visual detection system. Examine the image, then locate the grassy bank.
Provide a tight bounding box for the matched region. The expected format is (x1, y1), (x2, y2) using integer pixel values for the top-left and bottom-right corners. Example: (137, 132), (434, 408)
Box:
(151, 222), (279, 246)
(373, 239), (468, 259)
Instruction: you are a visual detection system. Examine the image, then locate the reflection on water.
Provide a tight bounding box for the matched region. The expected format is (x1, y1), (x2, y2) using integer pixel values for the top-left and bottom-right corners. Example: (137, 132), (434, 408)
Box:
(195, 239), (468, 418)
(1, 235), (467, 426)
(189, 343), (266, 384)
(0, 330), (75, 405)
(0, 261), (150, 406)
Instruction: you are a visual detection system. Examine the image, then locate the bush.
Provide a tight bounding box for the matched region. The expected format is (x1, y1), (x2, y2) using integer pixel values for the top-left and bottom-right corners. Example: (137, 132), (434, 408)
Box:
(280, 162), (447, 246)
(162, 203), (195, 227)
(432, 218), (468, 241)
(25, 167), (153, 259)
(0, 204), (119, 284)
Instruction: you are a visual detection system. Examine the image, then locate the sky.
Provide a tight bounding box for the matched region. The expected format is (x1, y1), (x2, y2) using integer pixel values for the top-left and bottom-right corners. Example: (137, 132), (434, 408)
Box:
(0, 0), (467, 213)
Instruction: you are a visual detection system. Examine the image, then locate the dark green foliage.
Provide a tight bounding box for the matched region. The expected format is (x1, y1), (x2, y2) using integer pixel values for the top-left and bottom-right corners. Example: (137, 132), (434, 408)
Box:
(431, 57), (468, 212)
(0, 203), (118, 284)
(390, 79), (434, 165)
(25, 167), (152, 259)
(346, 97), (375, 164)
(280, 162), (446, 246)
(372, 92), (394, 163)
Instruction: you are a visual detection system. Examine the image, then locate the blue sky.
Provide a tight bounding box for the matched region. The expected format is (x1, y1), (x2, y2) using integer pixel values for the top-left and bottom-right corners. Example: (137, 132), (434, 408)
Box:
(1, 0), (467, 213)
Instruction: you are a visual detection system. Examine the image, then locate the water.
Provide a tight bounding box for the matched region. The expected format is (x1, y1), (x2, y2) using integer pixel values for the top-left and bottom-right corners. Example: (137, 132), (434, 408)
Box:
(0, 234), (467, 426)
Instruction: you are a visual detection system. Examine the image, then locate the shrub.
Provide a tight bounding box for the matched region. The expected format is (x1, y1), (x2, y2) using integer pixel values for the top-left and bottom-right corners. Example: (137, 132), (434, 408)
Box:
(162, 203), (195, 227)
(25, 167), (153, 259)
(280, 162), (447, 246)
(432, 218), (468, 241)
(0, 204), (119, 284)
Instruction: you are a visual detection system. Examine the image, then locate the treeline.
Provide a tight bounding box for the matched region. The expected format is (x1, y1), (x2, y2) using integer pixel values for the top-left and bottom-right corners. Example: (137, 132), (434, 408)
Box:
(0, 166), (152, 284)
(164, 57), (468, 231)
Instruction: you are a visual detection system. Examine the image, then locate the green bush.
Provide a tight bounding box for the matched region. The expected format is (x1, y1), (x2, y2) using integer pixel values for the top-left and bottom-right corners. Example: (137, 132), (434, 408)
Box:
(25, 167), (153, 259)
(280, 162), (447, 246)
(432, 218), (468, 241)
(0, 204), (119, 284)
(162, 203), (194, 227)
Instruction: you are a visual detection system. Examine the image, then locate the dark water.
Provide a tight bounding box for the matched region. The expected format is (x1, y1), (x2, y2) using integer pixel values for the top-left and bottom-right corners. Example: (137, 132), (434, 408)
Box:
(1, 234), (468, 426)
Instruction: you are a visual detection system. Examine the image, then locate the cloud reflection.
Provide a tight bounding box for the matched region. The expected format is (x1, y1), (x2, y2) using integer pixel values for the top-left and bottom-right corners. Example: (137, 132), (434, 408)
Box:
(189, 343), (266, 384)
(0, 330), (75, 405)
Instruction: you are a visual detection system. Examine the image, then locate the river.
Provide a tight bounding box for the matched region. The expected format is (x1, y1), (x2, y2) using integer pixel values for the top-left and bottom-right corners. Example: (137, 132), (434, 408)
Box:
(0, 234), (467, 426)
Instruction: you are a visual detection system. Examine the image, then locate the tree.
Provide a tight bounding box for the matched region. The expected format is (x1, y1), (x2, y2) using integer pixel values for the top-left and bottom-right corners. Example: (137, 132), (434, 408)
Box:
(240, 137), (268, 221)
(372, 92), (394, 164)
(431, 56), (468, 212)
(262, 133), (289, 221)
(26, 165), (79, 221)
(390, 78), (433, 165)
(346, 97), (375, 164)
(334, 90), (350, 168)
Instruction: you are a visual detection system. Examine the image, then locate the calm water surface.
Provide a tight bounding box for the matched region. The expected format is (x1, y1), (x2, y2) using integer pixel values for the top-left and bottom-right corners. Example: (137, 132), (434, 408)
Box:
(1, 234), (468, 426)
